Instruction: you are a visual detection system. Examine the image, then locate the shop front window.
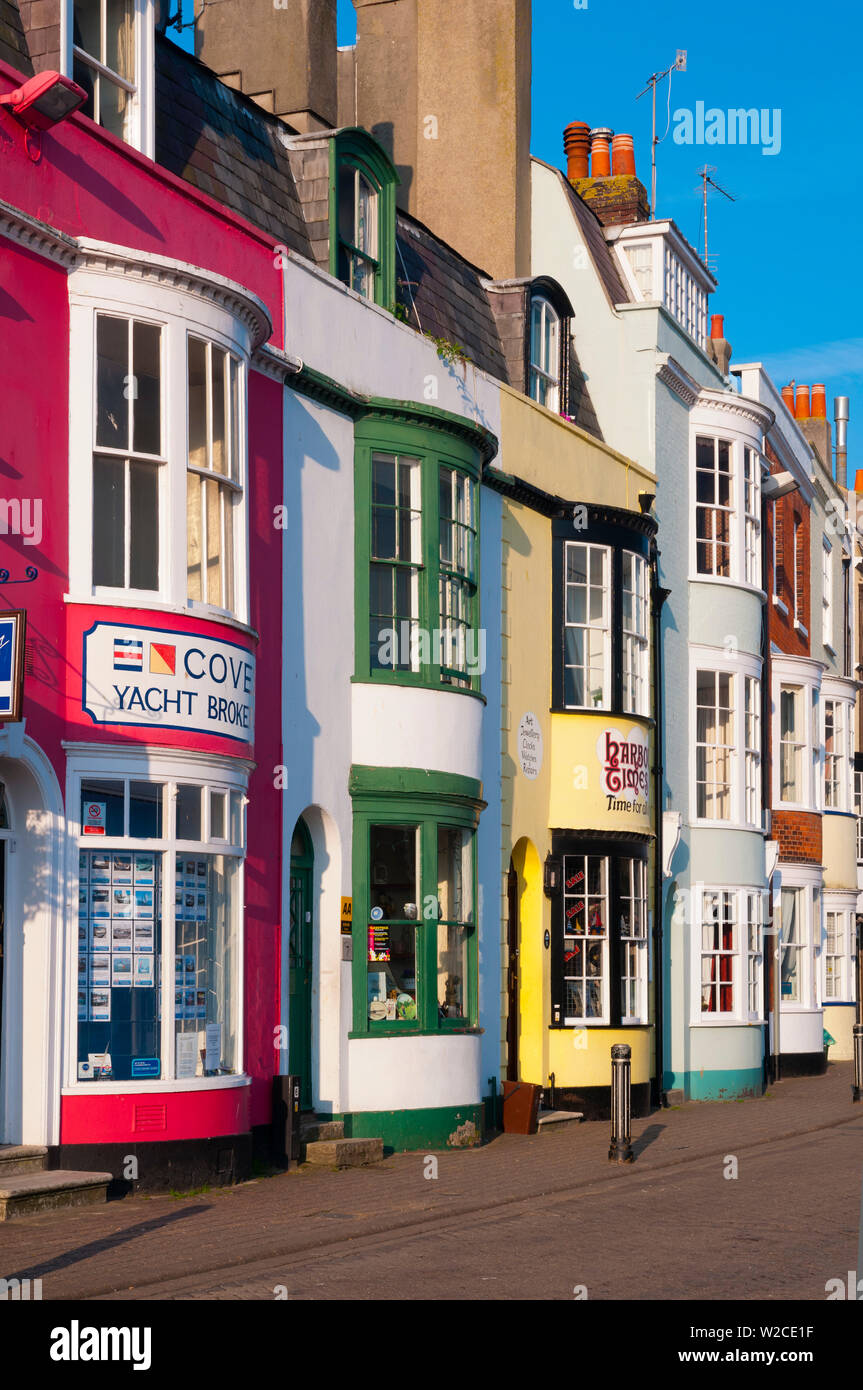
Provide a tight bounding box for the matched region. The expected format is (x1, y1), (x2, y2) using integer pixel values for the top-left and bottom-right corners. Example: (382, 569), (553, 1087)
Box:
(352, 771), (481, 1035)
(75, 773), (244, 1083)
(551, 844), (648, 1028)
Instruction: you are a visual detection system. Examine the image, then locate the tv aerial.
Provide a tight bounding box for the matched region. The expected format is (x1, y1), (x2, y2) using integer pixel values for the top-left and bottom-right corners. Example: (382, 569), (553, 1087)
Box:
(696, 166), (735, 277)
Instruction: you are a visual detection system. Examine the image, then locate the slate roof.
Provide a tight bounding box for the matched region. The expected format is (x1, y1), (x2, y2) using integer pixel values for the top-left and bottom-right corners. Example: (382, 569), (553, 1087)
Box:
(0, 0), (32, 75)
(395, 210), (508, 382)
(155, 34), (312, 258)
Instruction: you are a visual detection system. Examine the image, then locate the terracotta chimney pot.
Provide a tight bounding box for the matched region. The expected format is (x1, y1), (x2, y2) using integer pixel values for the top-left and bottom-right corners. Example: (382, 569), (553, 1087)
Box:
(811, 384), (827, 419)
(710, 314), (724, 339)
(589, 127), (613, 178)
(781, 385), (795, 416)
(795, 385), (811, 420)
(611, 133), (636, 176)
(563, 122), (591, 181)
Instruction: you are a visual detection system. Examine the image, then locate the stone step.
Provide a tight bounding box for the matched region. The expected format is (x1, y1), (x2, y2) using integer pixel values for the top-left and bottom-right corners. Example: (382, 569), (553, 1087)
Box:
(0, 1170), (112, 1221)
(537, 1110), (584, 1129)
(304, 1137), (384, 1169)
(0, 1145), (48, 1176)
(300, 1120), (345, 1146)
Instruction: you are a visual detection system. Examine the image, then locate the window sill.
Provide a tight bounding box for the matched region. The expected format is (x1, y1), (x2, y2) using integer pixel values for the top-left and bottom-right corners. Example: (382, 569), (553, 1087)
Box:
(550, 705), (655, 727)
(824, 641), (837, 657)
(549, 1021), (649, 1030)
(689, 576), (767, 602)
(65, 593), (258, 641)
(349, 1026), (483, 1040)
(771, 595), (789, 616)
(690, 1018), (766, 1028)
(351, 675), (486, 704)
(689, 818), (765, 833)
(793, 619), (809, 638)
(63, 1073), (251, 1096)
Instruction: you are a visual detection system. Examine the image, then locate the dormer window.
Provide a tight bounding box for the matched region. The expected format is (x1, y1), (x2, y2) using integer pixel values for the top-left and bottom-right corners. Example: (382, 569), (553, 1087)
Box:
(330, 130), (397, 311)
(529, 297), (560, 411)
(63, 0), (154, 156)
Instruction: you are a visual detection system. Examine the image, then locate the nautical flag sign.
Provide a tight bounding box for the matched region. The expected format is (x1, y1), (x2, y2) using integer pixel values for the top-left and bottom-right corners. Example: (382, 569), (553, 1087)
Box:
(0, 609), (25, 722)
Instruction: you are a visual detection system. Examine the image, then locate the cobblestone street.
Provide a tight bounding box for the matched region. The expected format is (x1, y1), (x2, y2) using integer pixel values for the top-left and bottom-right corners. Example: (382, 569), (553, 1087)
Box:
(3, 1064), (861, 1302)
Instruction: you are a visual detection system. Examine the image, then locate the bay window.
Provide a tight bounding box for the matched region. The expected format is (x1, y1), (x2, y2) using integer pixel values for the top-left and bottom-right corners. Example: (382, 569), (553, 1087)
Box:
(694, 887), (763, 1022)
(552, 519), (653, 717)
(824, 699), (844, 809)
(351, 767), (482, 1034)
(356, 421), (483, 692)
(70, 261), (256, 623)
(74, 764), (245, 1085)
(780, 886), (805, 1006)
(692, 428), (767, 588)
(855, 769), (863, 861)
(550, 841), (648, 1028)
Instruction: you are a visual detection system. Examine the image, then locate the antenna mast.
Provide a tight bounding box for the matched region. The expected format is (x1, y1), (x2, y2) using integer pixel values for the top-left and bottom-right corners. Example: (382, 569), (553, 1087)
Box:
(637, 49), (687, 219)
(696, 166), (736, 275)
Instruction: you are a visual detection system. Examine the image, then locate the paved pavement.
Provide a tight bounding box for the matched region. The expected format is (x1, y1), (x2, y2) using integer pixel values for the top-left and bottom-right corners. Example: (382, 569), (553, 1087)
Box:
(2, 1063), (862, 1301)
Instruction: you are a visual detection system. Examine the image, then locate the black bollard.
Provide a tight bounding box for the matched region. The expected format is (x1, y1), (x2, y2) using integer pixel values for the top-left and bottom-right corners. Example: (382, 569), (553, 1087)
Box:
(609, 1043), (634, 1162)
(853, 1025), (863, 1103)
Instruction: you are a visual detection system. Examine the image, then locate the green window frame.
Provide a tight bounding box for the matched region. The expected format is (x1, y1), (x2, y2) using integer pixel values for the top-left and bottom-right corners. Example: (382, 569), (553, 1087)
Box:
(330, 130), (398, 311)
(355, 416), (483, 695)
(349, 767), (485, 1038)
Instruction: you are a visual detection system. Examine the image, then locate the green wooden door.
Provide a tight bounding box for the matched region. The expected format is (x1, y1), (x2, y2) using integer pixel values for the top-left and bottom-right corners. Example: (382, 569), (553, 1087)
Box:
(289, 821), (313, 1110)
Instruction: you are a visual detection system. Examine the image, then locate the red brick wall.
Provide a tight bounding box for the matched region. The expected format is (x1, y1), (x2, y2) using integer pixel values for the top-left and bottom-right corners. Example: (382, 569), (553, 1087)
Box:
(772, 809), (821, 865)
(766, 444), (810, 659)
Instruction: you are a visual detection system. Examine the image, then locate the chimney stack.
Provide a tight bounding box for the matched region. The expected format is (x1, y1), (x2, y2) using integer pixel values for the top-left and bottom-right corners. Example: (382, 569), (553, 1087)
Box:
(794, 382), (833, 473)
(835, 396), (850, 488)
(196, 0), (338, 130)
(706, 312), (731, 377)
(564, 121), (650, 227)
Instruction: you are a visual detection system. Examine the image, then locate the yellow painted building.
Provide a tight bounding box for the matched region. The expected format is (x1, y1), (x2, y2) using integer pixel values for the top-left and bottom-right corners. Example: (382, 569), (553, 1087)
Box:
(493, 384), (660, 1117)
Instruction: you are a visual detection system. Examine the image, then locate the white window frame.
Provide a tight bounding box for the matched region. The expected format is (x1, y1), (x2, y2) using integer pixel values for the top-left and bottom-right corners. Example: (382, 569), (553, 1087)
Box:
(694, 434), (734, 579)
(744, 675), (761, 826)
(691, 884), (764, 1025)
(822, 901), (855, 1004)
(619, 857), (648, 1024)
(776, 872), (821, 1013)
(622, 550), (650, 717)
(63, 744), (250, 1094)
(562, 542), (611, 710)
(854, 769), (863, 862)
(62, 0), (155, 158)
(690, 646), (762, 828)
(68, 260), (252, 628)
(529, 296), (561, 413)
(822, 537), (834, 650)
(561, 852), (610, 1026)
(743, 446), (761, 588)
(771, 658), (823, 812)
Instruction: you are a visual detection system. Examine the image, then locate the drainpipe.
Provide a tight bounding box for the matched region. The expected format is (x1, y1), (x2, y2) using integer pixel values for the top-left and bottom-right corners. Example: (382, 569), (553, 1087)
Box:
(760, 488), (773, 1085)
(651, 538), (670, 1108)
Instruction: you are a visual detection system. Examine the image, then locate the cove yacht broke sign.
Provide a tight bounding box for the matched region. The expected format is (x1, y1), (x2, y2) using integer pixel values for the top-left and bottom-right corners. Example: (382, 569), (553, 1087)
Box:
(83, 622), (255, 743)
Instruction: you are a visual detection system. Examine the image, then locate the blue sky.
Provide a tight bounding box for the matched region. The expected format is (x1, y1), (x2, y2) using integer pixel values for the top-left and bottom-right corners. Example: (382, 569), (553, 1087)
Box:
(178, 0), (862, 451)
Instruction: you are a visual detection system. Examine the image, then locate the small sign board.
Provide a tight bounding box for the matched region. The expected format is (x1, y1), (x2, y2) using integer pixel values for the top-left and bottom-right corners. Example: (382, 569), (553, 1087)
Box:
(131, 1058), (160, 1080)
(0, 609), (25, 723)
(82, 801), (107, 835)
(340, 895), (353, 935)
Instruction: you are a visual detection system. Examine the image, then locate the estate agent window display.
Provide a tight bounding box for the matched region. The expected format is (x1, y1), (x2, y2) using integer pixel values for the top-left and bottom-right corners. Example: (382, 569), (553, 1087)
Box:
(74, 773), (244, 1084)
